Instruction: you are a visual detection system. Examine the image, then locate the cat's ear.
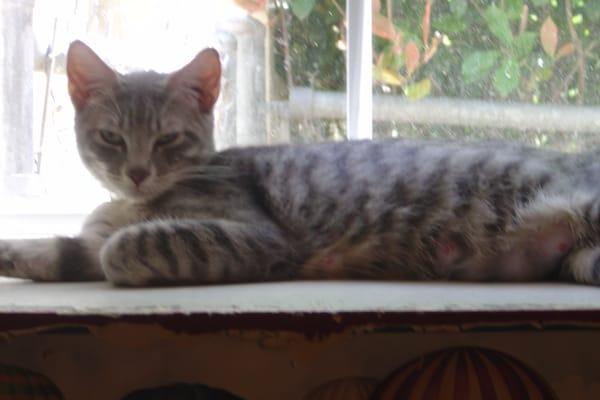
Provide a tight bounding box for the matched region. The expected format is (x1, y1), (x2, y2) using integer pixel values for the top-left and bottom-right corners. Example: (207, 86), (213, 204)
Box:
(167, 48), (221, 113)
(66, 40), (118, 110)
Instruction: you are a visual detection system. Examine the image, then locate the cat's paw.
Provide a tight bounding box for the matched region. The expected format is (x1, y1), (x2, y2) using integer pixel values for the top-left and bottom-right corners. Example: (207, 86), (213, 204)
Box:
(564, 247), (600, 285)
(100, 226), (166, 286)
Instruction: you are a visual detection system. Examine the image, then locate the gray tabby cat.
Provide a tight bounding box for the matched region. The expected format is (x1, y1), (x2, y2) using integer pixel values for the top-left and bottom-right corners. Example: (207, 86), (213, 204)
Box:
(1, 40), (599, 286)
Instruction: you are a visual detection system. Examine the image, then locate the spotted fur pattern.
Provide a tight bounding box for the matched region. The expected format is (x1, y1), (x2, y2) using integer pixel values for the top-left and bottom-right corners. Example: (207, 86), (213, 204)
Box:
(1, 41), (600, 286)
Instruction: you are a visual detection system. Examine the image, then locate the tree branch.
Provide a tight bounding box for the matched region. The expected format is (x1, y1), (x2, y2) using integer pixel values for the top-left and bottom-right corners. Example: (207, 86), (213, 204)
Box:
(276, 2), (294, 90)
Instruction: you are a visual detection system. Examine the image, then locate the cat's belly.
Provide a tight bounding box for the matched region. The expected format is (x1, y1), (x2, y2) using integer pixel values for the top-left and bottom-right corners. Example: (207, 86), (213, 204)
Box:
(296, 217), (575, 282)
(446, 223), (574, 281)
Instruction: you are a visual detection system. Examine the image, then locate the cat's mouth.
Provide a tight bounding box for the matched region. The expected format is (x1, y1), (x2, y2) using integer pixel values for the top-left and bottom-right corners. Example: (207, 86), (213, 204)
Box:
(107, 179), (169, 202)
(125, 186), (150, 199)
(122, 183), (164, 201)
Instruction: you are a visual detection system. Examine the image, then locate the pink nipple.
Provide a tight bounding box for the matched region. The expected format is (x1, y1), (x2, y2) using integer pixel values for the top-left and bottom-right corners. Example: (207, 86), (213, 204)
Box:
(558, 242), (570, 253)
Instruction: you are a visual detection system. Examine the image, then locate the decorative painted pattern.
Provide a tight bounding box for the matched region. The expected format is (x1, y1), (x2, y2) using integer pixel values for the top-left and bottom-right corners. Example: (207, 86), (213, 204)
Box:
(373, 347), (558, 400)
(0, 364), (63, 399)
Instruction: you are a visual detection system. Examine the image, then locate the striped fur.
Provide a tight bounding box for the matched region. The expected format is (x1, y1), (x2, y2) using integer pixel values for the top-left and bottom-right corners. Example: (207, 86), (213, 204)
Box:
(2, 42), (600, 286)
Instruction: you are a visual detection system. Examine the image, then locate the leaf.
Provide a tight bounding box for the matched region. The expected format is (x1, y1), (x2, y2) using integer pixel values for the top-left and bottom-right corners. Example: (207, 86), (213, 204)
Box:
(433, 15), (467, 34)
(461, 50), (500, 83)
(540, 16), (558, 56)
(450, 0), (468, 17)
(404, 41), (420, 76)
(506, 0), (524, 20)
(535, 64), (553, 81)
(404, 78), (432, 101)
(556, 42), (575, 59)
(373, 65), (406, 86)
(588, 3), (600, 22)
(373, 12), (397, 41)
(289, 0), (316, 20)
(534, 54), (554, 82)
(379, 46), (404, 71)
(512, 32), (536, 60)
(493, 58), (521, 97)
(484, 5), (513, 45)
(531, 0), (549, 5)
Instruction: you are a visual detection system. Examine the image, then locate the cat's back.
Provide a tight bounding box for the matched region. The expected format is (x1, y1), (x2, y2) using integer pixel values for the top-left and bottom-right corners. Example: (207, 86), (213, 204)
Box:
(219, 139), (567, 240)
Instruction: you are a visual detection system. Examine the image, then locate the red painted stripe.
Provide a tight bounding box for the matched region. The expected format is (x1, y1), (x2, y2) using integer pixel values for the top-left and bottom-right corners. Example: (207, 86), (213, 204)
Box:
(487, 351), (530, 399)
(511, 357), (558, 399)
(394, 357), (432, 400)
(471, 349), (498, 400)
(422, 350), (454, 400)
(373, 357), (420, 399)
(435, 350), (458, 400)
(453, 350), (468, 400)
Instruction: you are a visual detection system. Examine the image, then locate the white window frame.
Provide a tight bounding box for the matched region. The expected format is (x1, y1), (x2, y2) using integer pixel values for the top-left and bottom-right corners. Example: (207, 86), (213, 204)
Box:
(346, 0), (373, 140)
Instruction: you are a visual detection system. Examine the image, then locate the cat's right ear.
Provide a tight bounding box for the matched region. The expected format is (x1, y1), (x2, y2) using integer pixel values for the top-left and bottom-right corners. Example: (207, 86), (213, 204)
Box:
(66, 40), (117, 110)
(167, 48), (221, 113)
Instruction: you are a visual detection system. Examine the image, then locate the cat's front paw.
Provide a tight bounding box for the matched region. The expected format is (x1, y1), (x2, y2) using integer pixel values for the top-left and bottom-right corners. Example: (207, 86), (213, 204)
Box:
(100, 226), (167, 286)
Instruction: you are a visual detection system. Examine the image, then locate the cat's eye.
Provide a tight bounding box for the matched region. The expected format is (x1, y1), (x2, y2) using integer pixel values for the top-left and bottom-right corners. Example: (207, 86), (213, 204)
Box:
(98, 130), (124, 146)
(155, 132), (181, 147)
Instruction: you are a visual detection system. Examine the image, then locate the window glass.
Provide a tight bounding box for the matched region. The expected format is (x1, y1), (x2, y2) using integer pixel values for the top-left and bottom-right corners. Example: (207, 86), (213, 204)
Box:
(268, 0), (347, 142)
(372, 0), (599, 150)
(3, 0), (597, 238)
(0, 0), (246, 237)
(0, 0), (347, 237)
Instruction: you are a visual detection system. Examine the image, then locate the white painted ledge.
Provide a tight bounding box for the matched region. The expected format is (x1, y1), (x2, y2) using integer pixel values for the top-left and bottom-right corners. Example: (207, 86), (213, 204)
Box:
(0, 280), (598, 315)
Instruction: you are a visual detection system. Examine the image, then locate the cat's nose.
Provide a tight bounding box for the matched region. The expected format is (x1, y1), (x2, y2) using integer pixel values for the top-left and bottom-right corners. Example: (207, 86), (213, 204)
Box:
(127, 167), (150, 186)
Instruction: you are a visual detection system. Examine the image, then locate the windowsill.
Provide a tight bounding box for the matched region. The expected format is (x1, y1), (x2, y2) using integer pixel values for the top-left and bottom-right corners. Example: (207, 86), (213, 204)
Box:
(0, 279), (597, 314)
(0, 280), (598, 333)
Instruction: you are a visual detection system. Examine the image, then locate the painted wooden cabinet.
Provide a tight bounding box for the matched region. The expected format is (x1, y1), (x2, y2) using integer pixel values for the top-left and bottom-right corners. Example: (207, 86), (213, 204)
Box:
(0, 281), (598, 399)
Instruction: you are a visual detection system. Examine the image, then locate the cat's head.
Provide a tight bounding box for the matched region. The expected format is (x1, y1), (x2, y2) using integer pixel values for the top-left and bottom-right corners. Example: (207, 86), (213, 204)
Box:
(67, 40), (221, 201)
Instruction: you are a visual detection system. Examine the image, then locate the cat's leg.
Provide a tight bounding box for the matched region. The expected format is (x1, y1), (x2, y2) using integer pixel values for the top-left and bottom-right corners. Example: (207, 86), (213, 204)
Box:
(100, 219), (298, 286)
(560, 247), (600, 284)
(0, 237), (104, 281)
(513, 191), (600, 284)
(456, 192), (586, 281)
(560, 198), (600, 285)
(0, 199), (146, 281)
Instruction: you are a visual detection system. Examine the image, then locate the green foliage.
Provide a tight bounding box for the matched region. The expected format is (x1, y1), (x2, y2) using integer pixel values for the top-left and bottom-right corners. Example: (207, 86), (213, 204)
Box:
(462, 51), (500, 83)
(484, 5), (513, 45)
(493, 58), (521, 97)
(505, 0), (525, 19)
(289, 0), (316, 20)
(450, 0), (468, 17)
(272, 0), (345, 91)
(404, 78), (432, 100)
(512, 32), (536, 60)
(271, 0), (599, 105)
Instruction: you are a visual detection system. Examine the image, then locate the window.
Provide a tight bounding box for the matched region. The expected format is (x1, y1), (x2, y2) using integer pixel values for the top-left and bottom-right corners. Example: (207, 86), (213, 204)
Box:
(0, 0), (598, 238)
(370, 0), (600, 146)
(0, 0), (247, 237)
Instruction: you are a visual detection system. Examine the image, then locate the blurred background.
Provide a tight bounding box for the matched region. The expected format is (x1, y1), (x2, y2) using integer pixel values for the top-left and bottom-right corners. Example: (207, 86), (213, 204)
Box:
(0, 0), (598, 237)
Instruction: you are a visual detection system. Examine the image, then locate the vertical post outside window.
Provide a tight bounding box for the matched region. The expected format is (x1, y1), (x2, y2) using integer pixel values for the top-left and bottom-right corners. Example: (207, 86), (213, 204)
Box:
(346, 0), (373, 140)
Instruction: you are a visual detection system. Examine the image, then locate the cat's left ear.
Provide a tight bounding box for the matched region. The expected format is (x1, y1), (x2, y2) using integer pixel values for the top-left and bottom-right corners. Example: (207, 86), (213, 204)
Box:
(66, 40), (118, 110)
(167, 48), (221, 113)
